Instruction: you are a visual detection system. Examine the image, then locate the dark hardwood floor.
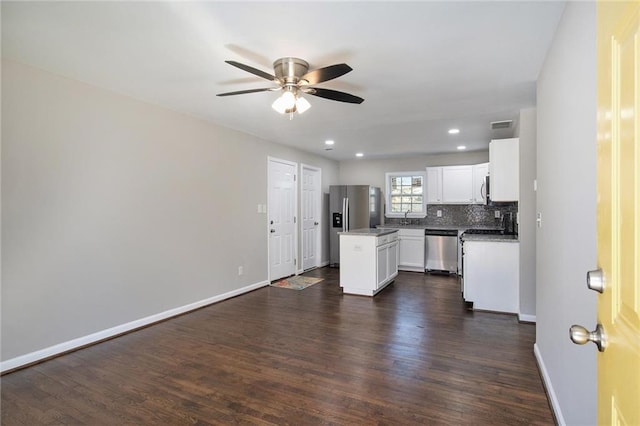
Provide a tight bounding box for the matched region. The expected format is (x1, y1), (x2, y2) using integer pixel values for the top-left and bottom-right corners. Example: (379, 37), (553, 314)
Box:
(1, 268), (554, 425)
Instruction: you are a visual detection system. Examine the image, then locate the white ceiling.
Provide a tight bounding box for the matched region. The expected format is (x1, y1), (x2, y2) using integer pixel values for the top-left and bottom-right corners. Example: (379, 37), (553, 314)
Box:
(1, 1), (565, 161)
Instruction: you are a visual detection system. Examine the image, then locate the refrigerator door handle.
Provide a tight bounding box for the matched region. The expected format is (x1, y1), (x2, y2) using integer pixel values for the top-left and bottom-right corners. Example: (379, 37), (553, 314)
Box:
(342, 198), (347, 232)
(345, 197), (350, 232)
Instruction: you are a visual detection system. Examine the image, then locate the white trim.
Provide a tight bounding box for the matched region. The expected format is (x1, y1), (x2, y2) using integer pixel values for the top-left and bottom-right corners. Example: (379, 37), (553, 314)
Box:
(0, 280), (269, 373)
(534, 343), (566, 426)
(300, 163), (322, 272)
(319, 260), (329, 268)
(518, 313), (537, 323)
(267, 156), (298, 282)
(384, 171), (428, 218)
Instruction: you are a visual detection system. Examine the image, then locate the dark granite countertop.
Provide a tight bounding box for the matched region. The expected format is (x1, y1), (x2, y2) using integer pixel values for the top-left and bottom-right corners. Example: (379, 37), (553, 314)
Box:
(461, 234), (519, 242)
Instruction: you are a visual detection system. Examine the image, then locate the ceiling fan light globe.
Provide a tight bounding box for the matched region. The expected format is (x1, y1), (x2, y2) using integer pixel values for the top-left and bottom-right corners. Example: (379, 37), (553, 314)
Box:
(296, 96), (311, 114)
(281, 91), (296, 109)
(272, 96), (287, 114)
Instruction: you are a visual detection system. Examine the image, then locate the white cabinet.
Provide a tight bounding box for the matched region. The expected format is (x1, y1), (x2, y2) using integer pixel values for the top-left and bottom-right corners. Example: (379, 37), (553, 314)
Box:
(442, 166), (473, 203)
(472, 163), (489, 204)
(386, 241), (398, 284)
(489, 138), (519, 201)
(426, 167), (442, 203)
(340, 231), (399, 296)
(427, 165), (474, 204)
(396, 228), (426, 272)
(463, 240), (519, 313)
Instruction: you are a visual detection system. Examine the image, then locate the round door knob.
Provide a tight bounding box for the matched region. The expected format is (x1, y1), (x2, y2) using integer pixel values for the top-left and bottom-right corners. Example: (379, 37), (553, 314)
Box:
(270, 229), (276, 233)
(314, 222), (319, 226)
(570, 324), (606, 352)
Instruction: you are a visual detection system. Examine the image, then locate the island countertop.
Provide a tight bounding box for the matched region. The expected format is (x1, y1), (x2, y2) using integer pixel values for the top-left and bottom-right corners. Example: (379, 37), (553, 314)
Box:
(338, 228), (399, 237)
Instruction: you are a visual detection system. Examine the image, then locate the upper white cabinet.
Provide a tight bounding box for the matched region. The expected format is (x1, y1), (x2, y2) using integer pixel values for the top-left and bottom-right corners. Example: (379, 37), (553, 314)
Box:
(427, 165), (472, 204)
(441, 166), (473, 203)
(472, 162), (489, 204)
(489, 138), (519, 201)
(426, 167), (442, 203)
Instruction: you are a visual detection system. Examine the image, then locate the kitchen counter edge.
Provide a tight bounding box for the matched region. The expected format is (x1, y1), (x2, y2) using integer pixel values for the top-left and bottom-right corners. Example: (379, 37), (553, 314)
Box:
(338, 228), (399, 237)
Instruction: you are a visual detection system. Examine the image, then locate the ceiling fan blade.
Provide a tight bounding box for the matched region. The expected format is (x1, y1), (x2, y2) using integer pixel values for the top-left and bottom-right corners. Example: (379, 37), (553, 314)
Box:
(225, 60), (277, 81)
(217, 88), (275, 97)
(300, 63), (352, 85)
(307, 88), (364, 104)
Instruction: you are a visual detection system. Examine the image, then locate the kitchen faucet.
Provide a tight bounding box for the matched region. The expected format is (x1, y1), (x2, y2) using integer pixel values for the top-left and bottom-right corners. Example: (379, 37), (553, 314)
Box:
(403, 210), (410, 225)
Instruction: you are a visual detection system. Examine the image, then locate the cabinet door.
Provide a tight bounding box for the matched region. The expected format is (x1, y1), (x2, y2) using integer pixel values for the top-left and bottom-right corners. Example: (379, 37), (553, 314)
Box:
(376, 245), (388, 288)
(489, 138), (519, 201)
(442, 166), (473, 203)
(472, 163), (489, 204)
(399, 236), (426, 268)
(387, 241), (398, 282)
(426, 167), (442, 203)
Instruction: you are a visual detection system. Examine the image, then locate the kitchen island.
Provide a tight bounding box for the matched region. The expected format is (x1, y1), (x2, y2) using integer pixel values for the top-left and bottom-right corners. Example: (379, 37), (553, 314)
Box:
(339, 228), (399, 296)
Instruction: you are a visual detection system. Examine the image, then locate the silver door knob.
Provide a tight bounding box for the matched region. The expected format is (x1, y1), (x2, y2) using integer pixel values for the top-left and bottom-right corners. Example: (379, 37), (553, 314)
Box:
(570, 324), (606, 352)
(587, 268), (604, 293)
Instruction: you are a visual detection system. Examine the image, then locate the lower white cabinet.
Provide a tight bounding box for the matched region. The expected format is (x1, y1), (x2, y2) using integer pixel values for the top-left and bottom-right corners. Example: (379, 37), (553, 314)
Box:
(396, 228), (425, 272)
(463, 240), (519, 313)
(340, 231), (399, 296)
(378, 241), (398, 288)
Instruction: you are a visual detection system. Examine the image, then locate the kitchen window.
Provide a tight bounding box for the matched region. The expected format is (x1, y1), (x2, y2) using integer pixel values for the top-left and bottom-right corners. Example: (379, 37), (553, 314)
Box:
(385, 171), (426, 218)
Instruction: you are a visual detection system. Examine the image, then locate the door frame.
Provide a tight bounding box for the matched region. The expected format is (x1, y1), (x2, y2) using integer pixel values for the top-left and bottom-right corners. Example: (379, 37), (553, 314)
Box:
(267, 156), (298, 282)
(300, 163), (322, 273)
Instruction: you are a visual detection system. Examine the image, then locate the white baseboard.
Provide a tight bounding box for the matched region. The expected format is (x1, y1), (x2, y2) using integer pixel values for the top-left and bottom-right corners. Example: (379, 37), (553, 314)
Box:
(534, 343), (566, 426)
(319, 261), (329, 268)
(0, 279), (269, 373)
(519, 313), (537, 323)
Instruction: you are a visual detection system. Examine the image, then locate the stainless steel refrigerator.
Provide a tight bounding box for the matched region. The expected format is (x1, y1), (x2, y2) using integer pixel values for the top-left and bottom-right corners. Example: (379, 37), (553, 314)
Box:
(329, 185), (382, 266)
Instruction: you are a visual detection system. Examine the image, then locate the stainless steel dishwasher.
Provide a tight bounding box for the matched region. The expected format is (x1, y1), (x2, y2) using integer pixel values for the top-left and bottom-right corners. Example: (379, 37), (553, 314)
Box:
(424, 229), (458, 274)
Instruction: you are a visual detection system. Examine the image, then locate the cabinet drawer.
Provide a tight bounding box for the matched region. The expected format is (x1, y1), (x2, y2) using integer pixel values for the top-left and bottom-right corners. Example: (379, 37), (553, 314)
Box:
(377, 232), (398, 246)
(398, 228), (425, 238)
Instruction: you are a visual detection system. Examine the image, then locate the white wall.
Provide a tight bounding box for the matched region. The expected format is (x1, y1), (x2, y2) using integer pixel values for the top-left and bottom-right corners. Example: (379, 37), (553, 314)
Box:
(338, 151), (489, 188)
(536, 3), (597, 425)
(516, 108), (537, 319)
(1, 60), (339, 364)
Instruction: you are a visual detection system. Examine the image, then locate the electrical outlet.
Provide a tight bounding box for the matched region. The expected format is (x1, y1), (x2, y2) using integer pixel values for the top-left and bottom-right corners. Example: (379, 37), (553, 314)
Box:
(437, 210), (442, 217)
(495, 210), (501, 218)
(257, 204), (262, 213)
(238, 266), (243, 276)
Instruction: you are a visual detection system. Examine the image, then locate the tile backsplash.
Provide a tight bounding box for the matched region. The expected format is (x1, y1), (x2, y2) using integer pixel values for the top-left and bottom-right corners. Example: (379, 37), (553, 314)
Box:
(384, 203), (518, 229)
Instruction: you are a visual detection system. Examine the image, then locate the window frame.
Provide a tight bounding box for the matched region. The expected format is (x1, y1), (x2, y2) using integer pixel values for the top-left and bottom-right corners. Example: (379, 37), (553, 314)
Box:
(384, 171), (427, 218)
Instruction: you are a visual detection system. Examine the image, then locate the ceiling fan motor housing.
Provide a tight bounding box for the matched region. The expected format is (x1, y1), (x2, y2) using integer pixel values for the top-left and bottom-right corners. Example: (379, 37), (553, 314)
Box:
(273, 57), (309, 85)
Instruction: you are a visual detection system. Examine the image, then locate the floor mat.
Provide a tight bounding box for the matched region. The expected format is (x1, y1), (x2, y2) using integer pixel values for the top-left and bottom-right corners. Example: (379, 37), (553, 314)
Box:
(270, 276), (324, 290)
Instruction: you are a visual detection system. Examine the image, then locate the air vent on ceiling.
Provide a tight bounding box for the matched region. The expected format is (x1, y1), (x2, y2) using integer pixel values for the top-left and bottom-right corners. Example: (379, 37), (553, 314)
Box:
(490, 120), (513, 130)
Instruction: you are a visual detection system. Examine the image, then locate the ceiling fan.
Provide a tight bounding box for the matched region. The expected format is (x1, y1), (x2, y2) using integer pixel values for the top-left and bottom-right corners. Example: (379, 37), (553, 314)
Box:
(217, 57), (364, 117)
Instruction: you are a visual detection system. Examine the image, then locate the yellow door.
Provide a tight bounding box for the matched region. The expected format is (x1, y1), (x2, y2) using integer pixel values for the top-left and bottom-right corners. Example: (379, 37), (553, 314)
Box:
(597, 1), (640, 424)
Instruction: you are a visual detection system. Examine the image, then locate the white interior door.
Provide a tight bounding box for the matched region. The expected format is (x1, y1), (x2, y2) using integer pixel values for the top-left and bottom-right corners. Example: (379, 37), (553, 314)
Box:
(268, 158), (297, 281)
(301, 165), (321, 271)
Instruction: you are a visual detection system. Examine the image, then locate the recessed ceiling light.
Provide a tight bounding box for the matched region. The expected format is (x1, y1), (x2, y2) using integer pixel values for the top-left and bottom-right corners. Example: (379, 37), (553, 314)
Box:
(448, 128), (460, 134)
(457, 145), (467, 150)
(325, 140), (335, 145)
(355, 152), (364, 157)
